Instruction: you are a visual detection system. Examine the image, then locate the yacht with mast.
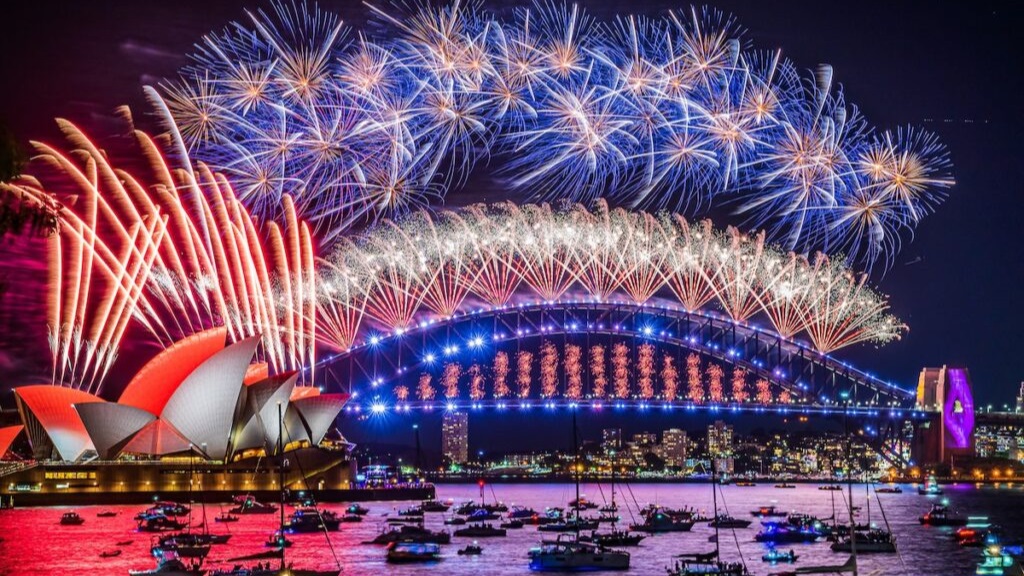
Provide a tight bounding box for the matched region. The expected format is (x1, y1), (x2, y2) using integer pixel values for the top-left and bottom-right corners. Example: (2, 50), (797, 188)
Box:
(528, 412), (630, 572)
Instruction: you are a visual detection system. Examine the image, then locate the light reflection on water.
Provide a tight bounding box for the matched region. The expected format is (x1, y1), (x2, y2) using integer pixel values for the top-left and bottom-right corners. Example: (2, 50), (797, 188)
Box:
(0, 483), (1018, 575)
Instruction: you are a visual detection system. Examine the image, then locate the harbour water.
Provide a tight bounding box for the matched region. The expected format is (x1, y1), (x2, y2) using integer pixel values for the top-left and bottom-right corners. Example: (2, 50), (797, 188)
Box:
(0, 482), (1020, 575)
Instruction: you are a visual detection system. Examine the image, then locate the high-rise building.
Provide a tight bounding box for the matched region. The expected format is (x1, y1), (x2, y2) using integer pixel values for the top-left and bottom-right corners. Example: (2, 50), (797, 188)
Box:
(707, 420), (734, 475)
(1016, 383), (1024, 413)
(602, 428), (622, 453)
(442, 412), (469, 464)
(632, 432), (658, 447)
(661, 429), (688, 468)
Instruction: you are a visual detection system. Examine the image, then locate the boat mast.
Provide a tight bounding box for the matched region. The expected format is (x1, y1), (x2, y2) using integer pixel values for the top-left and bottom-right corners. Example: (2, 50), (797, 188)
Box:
(844, 415), (858, 576)
(278, 402), (286, 571)
(573, 410), (580, 539)
(711, 455), (720, 565)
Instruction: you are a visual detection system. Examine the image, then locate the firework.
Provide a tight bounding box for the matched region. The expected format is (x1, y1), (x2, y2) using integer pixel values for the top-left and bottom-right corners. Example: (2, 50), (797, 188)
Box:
(707, 364), (724, 403)
(661, 355), (679, 401)
(686, 352), (703, 402)
(167, 1), (953, 268)
(493, 351), (510, 398)
(516, 350), (533, 398)
(589, 344), (607, 398)
(540, 341), (559, 398)
(319, 201), (904, 355)
(417, 373), (436, 400)
(611, 342), (630, 398)
(732, 367), (749, 402)
(756, 378), (773, 404)
(565, 343), (583, 399)
(468, 364), (485, 400)
(442, 362), (462, 398)
(3, 100), (316, 391)
(637, 343), (655, 399)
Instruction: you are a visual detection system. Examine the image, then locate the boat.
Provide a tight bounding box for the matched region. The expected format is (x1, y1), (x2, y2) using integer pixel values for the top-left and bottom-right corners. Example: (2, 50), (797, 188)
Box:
(341, 513), (363, 523)
(97, 510), (118, 518)
(762, 548), (799, 564)
(918, 475), (943, 496)
(755, 522), (822, 543)
(735, 482), (756, 487)
(667, 553), (750, 576)
(775, 483), (797, 489)
(386, 541), (442, 563)
(538, 515), (600, 533)
(599, 503), (619, 514)
(345, 503), (370, 516)
(569, 496), (600, 510)
(229, 495), (278, 515)
(444, 516), (467, 526)
(117, 540), (135, 546)
(458, 543), (484, 555)
(137, 514), (188, 532)
(818, 485), (843, 491)
(528, 534), (630, 572)
(976, 543), (1024, 575)
(581, 528), (645, 547)
(829, 529), (897, 553)
(597, 511), (620, 523)
(464, 508), (501, 521)
(875, 485), (903, 494)
(527, 413), (630, 572)
(60, 511), (85, 525)
(750, 506), (787, 518)
(215, 513), (239, 523)
(365, 524), (452, 545)
(159, 532), (231, 547)
(100, 549), (123, 558)
(708, 515), (752, 529)
(264, 530), (292, 549)
(507, 505), (539, 519)
(500, 519), (525, 529)
(454, 522), (507, 537)
(398, 505), (425, 516)
(284, 507), (341, 533)
(205, 403), (342, 576)
(630, 508), (695, 533)
(129, 555), (206, 575)
(919, 502), (968, 526)
(151, 537), (211, 559)
(421, 499), (451, 513)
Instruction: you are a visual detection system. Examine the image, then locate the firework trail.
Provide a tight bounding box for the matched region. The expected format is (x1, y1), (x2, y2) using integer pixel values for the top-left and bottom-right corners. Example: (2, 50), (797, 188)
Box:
(319, 201), (904, 354)
(493, 351), (510, 398)
(167, 1), (954, 269)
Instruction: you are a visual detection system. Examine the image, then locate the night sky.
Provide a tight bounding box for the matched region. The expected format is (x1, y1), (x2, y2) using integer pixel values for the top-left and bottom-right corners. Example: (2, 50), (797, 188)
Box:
(1, 1), (1023, 448)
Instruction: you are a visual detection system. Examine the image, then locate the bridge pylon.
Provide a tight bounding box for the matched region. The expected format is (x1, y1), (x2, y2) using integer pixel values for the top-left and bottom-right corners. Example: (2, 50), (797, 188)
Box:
(912, 366), (975, 467)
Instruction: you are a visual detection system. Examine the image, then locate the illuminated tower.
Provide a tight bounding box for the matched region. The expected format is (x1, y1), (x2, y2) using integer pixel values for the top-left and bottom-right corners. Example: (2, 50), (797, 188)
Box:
(442, 412), (469, 464)
(661, 429), (688, 469)
(707, 420), (734, 475)
(914, 366), (976, 466)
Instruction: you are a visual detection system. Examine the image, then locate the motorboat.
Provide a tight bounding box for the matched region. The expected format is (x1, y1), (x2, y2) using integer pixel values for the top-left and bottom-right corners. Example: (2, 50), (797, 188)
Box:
(264, 530), (292, 549)
(137, 514), (188, 533)
(421, 499), (451, 513)
(444, 516), (467, 525)
(229, 495), (277, 515)
(581, 528), (645, 547)
(345, 503), (370, 516)
(568, 496), (600, 510)
(818, 485), (843, 491)
(919, 503), (968, 526)
(528, 534), (630, 572)
(117, 540), (135, 546)
(538, 516), (600, 533)
(284, 507), (341, 533)
(386, 541), (442, 563)
(597, 511), (620, 524)
(159, 532), (231, 546)
(209, 565), (339, 576)
(151, 537), (211, 559)
(762, 548), (799, 564)
(918, 476), (944, 496)
(755, 522), (822, 543)
(458, 542), (484, 555)
(500, 519), (525, 529)
(215, 513), (239, 523)
(464, 508), (501, 521)
(735, 482), (756, 487)
(750, 506), (787, 518)
(398, 505), (425, 517)
(364, 524), (452, 545)
(135, 502), (189, 520)
(128, 556), (206, 575)
(97, 510), (118, 518)
(667, 553), (750, 575)
(876, 485), (903, 494)
(630, 509), (695, 533)
(829, 529), (898, 553)
(454, 522), (507, 538)
(507, 506), (540, 519)
(60, 512), (85, 525)
(341, 513), (363, 523)
(100, 549), (123, 558)
(708, 515), (751, 529)
(774, 484), (796, 489)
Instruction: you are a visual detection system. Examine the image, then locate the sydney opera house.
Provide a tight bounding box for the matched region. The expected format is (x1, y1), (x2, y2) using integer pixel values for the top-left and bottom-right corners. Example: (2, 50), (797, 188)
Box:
(0, 328), (360, 505)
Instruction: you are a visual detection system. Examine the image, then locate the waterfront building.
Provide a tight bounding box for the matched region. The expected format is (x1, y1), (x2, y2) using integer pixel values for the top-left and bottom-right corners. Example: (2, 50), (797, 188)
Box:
(660, 429), (688, 469)
(442, 411), (469, 464)
(602, 428), (622, 453)
(707, 420), (734, 475)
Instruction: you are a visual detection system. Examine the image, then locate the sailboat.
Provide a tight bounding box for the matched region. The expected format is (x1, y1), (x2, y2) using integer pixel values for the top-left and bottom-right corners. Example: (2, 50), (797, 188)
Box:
(581, 463), (644, 547)
(667, 453), (750, 576)
(209, 403), (341, 576)
(528, 411), (630, 572)
(830, 483), (896, 554)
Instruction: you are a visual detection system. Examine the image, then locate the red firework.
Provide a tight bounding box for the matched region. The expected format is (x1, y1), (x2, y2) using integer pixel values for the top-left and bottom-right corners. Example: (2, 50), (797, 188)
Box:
(661, 354), (679, 401)
(516, 350), (533, 398)
(565, 344), (583, 399)
(686, 353), (703, 402)
(493, 351), (510, 398)
(637, 343), (655, 399)
(732, 367), (749, 402)
(590, 345), (607, 398)
(443, 362), (462, 399)
(612, 342), (630, 398)
(540, 341), (559, 398)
